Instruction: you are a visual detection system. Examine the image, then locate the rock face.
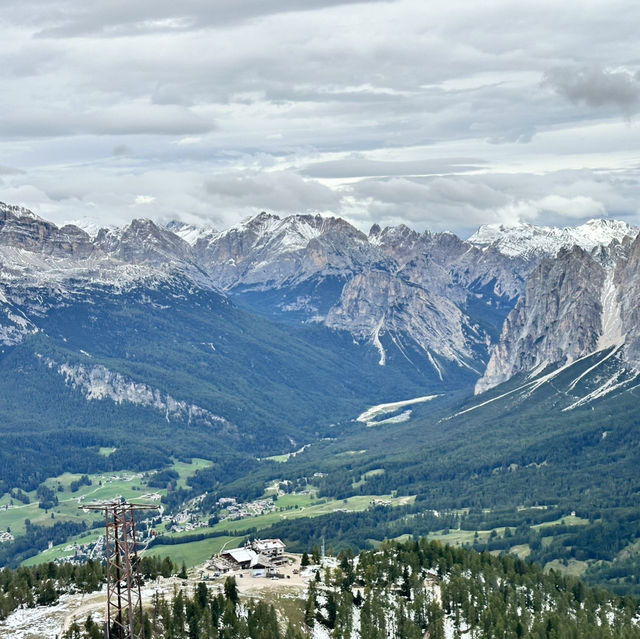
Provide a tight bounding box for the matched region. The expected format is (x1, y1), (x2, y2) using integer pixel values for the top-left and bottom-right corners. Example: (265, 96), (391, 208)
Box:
(476, 235), (640, 394)
(476, 246), (607, 393)
(52, 358), (234, 431)
(325, 270), (479, 373)
(191, 212), (387, 291)
(0, 203), (95, 258)
(614, 234), (640, 367)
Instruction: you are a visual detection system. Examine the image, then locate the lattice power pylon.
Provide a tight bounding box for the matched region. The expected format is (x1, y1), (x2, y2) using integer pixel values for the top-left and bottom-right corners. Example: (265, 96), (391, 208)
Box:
(81, 501), (156, 639)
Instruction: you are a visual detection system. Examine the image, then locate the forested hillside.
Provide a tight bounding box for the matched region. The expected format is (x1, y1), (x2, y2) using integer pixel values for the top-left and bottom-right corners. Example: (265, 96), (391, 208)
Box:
(4, 540), (636, 638)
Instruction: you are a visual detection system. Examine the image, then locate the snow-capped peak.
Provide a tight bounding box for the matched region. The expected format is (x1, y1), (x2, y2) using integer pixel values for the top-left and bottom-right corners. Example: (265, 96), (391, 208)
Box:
(217, 212), (362, 255)
(64, 217), (114, 239)
(0, 201), (42, 220)
(164, 220), (217, 246)
(468, 218), (638, 259)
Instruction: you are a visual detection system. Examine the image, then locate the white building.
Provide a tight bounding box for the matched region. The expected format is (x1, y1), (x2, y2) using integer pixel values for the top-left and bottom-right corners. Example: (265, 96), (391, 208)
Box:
(221, 548), (258, 569)
(250, 538), (286, 557)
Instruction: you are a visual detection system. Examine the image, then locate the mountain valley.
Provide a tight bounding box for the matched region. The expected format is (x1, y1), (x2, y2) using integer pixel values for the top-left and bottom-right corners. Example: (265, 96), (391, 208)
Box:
(1, 200), (640, 602)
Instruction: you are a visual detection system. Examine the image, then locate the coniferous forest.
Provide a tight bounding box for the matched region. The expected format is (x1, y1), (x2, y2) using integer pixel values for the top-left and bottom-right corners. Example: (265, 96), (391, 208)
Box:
(2, 539), (639, 638)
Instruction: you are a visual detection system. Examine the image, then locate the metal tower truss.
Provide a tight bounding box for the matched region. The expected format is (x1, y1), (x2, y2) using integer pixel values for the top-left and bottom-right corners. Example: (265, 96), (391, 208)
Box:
(82, 501), (156, 639)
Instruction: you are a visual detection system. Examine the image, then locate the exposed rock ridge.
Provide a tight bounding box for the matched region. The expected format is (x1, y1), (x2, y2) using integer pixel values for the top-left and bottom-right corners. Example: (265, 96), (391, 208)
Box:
(614, 234), (640, 367)
(48, 357), (237, 433)
(476, 239), (639, 394)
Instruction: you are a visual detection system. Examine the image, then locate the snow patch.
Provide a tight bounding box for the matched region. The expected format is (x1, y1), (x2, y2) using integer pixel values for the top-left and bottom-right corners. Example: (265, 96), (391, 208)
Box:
(597, 269), (625, 351)
(566, 345), (622, 392)
(563, 368), (640, 411)
(372, 317), (386, 366)
(426, 351), (444, 381)
(357, 395), (439, 426)
(165, 220), (217, 245)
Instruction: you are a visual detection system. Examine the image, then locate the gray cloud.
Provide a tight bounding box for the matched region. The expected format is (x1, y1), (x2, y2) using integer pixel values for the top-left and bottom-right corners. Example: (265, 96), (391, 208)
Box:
(112, 144), (133, 157)
(3, 1), (640, 235)
(302, 157), (485, 178)
(544, 66), (640, 113)
(0, 165), (25, 175)
(0, 105), (215, 138)
(341, 169), (640, 237)
(24, 0), (396, 38)
(204, 170), (341, 214)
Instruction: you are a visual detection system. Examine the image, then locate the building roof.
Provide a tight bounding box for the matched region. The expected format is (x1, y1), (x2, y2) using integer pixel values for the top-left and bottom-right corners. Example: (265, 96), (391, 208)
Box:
(222, 548), (258, 564)
(253, 538), (286, 550)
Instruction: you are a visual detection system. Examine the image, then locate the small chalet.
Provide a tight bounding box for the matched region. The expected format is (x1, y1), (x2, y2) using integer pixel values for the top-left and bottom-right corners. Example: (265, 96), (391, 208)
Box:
(221, 548), (258, 570)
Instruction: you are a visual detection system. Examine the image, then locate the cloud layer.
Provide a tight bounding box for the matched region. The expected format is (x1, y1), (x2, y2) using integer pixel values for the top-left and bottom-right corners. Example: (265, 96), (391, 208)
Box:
(1, 1), (640, 236)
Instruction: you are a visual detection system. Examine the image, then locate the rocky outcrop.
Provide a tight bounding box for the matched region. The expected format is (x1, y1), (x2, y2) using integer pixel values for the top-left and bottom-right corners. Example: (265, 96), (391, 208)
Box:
(96, 218), (192, 264)
(53, 359), (235, 431)
(326, 270), (481, 373)
(476, 245), (621, 393)
(0, 203), (95, 259)
(614, 234), (640, 367)
(192, 212), (388, 291)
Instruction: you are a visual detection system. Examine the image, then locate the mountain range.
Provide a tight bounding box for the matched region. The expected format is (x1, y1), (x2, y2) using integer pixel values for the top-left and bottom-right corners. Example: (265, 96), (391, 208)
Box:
(2, 200), (640, 469)
(2, 200), (638, 398)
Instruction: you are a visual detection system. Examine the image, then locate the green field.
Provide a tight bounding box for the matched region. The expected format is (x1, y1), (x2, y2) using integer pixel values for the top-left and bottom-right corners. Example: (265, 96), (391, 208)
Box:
(10, 455), (417, 570)
(428, 528), (483, 546)
(214, 494), (414, 534)
(544, 558), (589, 577)
(155, 493), (414, 542)
(352, 468), (385, 489)
(137, 493), (415, 568)
(22, 529), (105, 567)
(424, 514), (592, 555)
(146, 536), (242, 568)
(0, 458), (212, 559)
(532, 514), (589, 529)
(263, 454), (290, 463)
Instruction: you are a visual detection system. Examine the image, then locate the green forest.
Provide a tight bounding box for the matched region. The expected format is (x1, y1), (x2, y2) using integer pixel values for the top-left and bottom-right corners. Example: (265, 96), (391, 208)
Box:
(4, 539), (640, 638)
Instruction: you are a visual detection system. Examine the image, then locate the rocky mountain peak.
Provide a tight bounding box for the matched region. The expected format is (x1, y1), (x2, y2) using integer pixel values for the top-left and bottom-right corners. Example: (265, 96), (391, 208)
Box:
(468, 218), (638, 261)
(114, 218), (192, 264)
(164, 220), (217, 246)
(0, 206), (94, 259)
(0, 201), (41, 221)
(3, 200), (640, 393)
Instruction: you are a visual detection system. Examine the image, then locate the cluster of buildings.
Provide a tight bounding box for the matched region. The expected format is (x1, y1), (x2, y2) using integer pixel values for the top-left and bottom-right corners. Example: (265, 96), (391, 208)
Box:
(51, 535), (107, 565)
(0, 530), (14, 543)
(210, 538), (288, 577)
(162, 495), (277, 534)
(220, 497), (276, 520)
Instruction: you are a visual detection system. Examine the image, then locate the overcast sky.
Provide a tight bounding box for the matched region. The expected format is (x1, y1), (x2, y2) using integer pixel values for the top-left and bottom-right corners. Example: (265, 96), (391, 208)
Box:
(2, 0), (640, 238)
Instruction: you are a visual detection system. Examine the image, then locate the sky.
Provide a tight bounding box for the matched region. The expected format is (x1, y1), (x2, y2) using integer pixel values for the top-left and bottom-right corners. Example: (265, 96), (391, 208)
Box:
(2, 0), (640, 238)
